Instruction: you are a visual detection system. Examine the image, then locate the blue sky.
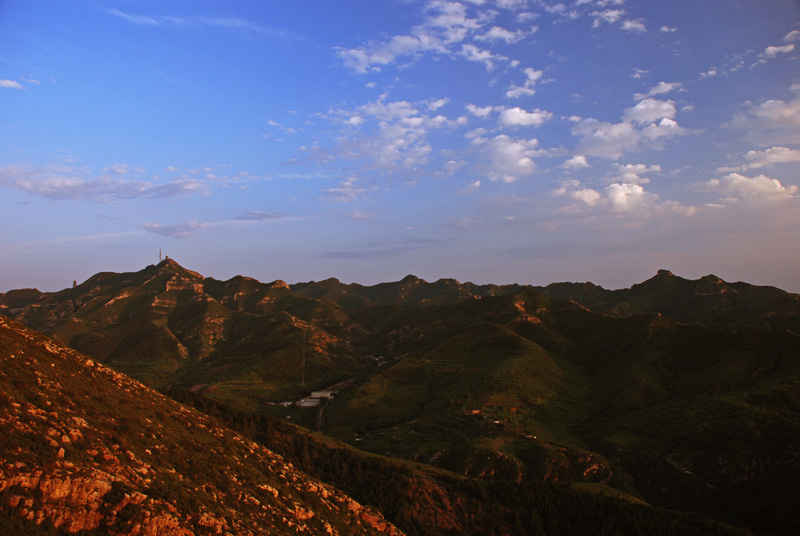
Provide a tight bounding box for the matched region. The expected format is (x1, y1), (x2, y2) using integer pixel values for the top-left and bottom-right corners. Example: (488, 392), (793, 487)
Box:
(2, 0), (799, 292)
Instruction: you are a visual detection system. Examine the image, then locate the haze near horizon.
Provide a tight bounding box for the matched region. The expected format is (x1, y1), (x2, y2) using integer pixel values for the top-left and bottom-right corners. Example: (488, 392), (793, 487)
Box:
(1, 1), (799, 292)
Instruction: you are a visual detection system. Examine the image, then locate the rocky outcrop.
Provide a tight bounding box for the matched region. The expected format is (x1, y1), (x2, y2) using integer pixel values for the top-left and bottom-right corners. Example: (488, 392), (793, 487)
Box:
(0, 315), (402, 535)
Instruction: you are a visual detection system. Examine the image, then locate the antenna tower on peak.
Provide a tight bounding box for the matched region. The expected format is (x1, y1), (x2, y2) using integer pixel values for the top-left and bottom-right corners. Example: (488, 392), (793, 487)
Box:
(159, 248), (162, 262)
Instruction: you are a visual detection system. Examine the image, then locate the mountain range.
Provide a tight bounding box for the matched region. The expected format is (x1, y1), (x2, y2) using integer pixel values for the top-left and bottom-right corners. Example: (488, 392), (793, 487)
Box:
(2, 259), (799, 535)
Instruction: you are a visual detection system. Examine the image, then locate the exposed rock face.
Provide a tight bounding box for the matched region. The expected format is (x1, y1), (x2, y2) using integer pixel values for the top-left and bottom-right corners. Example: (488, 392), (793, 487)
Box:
(0, 315), (402, 535)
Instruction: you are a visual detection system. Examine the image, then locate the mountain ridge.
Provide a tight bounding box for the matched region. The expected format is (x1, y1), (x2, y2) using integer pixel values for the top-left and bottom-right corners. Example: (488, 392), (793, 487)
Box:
(2, 259), (799, 534)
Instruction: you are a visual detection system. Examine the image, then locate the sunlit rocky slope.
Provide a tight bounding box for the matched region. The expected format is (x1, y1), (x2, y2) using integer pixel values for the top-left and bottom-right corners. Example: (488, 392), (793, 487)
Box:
(0, 315), (401, 535)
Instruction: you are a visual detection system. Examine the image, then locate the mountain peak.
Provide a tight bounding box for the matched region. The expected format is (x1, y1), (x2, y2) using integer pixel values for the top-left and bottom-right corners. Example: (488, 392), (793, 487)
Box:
(154, 258), (203, 280)
(156, 257), (182, 270)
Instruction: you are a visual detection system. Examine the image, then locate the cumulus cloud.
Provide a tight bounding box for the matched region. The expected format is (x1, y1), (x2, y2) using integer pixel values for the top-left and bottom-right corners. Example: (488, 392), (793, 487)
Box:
(562, 155), (591, 169)
(571, 187), (602, 206)
(476, 25), (524, 43)
(499, 106), (553, 127)
(144, 220), (208, 238)
(612, 163), (660, 184)
(571, 119), (640, 159)
(557, 178), (694, 216)
(729, 96), (800, 144)
(622, 98), (676, 124)
(506, 67), (544, 98)
(460, 43), (508, 70)
(764, 44), (795, 58)
(785, 30), (800, 42)
(703, 173), (798, 199)
(466, 103), (495, 117)
(479, 134), (542, 183)
(641, 117), (687, 143)
(742, 147), (800, 169)
(699, 68), (717, 79)
(752, 39), (797, 68)
(563, 181), (656, 212)
(0, 79), (23, 89)
(571, 99), (688, 159)
(0, 164), (205, 203)
(590, 9), (625, 28)
(621, 19), (646, 33)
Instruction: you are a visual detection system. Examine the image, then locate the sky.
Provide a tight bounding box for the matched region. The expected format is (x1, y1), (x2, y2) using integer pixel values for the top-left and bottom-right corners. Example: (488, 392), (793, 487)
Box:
(1, 0), (800, 292)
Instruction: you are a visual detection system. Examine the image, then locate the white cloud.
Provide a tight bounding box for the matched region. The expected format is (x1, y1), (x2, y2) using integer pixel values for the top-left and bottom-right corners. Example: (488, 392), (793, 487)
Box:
(165, 165), (179, 172)
(590, 9), (625, 28)
(427, 97), (451, 111)
(571, 102), (688, 160)
(476, 25), (524, 43)
(0, 79), (23, 89)
(604, 182), (652, 211)
(571, 119), (640, 159)
(641, 117), (687, 143)
(506, 67), (544, 98)
(699, 68), (717, 79)
(497, 0), (530, 9)
(558, 179), (694, 215)
(466, 103), (494, 117)
(337, 1), (483, 73)
(481, 135), (541, 182)
(612, 163), (660, 184)
(785, 30), (800, 42)
(621, 19), (646, 33)
(764, 44), (795, 58)
(703, 173), (798, 199)
(323, 177), (369, 202)
(729, 97), (800, 144)
(634, 81), (682, 101)
(327, 96), (463, 172)
(660, 25), (677, 33)
(499, 106), (553, 127)
(460, 43), (507, 70)
(743, 146), (800, 169)
(562, 155), (591, 169)
(571, 187), (602, 206)
(0, 164), (205, 202)
(622, 98), (676, 124)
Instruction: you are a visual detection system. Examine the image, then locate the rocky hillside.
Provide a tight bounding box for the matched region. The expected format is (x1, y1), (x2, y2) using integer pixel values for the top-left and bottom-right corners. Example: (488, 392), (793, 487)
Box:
(0, 315), (402, 535)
